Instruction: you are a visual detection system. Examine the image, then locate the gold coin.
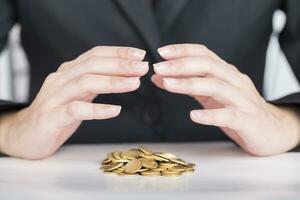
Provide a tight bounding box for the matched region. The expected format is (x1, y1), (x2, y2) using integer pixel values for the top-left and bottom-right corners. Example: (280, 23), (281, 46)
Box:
(109, 152), (128, 163)
(169, 165), (187, 172)
(137, 168), (148, 172)
(117, 172), (137, 176)
(112, 168), (124, 173)
(103, 162), (123, 172)
(136, 149), (146, 157)
(155, 152), (177, 160)
(161, 170), (181, 176)
(100, 165), (110, 170)
(107, 153), (117, 162)
(159, 162), (178, 169)
(121, 150), (139, 160)
(113, 151), (123, 160)
(124, 159), (142, 174)
(182, 168), (195, 174)
(187, 163), (196, 167)
(151, 167), (165, 171)
(139, 145), (153, 155)
(169, 158), (188, 166)
(104, 171), (117, 175)
(101, 158), (111, 164)
(139, 158), (158, 169)
(140, 170), (161, 176)
(149, 154), (169, 162)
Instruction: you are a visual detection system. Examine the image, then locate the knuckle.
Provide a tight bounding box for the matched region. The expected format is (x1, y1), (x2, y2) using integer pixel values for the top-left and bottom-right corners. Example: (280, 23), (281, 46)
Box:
(58, 62), (71, 71)
(202, 54), (216, 64)
(178, 44), (188, 53)
(204, 78), (221, 96)
(118, 59), (132, 70)
(86, 56), (99, 66)
(240, 73), (252, 83)
(197, 44), (208, 51)
(78, 74), (92, 91)
(205, 80), (217, 95)
(189, 78), (200, 93)
(44, 73), (57, 83)
(90, 46), (104, 55)
(207, 110), (216, 123)
(199, 56), (215, 73)
(117, 47), (130, 58)
(109, 77), (120, 85)
(228, 64), (239, 72)
(172, 58), (185, 69)
(222, 110), (235, 128)
(67, 101), (79, 117)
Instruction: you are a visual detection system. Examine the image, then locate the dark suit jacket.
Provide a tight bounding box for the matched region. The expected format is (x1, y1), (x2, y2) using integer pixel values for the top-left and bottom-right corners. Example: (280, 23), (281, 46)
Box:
(0, 0), (300, 144)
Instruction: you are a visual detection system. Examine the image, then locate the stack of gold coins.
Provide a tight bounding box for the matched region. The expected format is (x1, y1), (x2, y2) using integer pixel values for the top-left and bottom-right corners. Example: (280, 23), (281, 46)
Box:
(100, 145), (195, 176)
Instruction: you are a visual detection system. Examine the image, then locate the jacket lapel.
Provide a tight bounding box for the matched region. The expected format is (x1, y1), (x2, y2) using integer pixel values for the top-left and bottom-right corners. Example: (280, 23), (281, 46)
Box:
(155, 0), (190, 34)
(114, 0), (161, 59)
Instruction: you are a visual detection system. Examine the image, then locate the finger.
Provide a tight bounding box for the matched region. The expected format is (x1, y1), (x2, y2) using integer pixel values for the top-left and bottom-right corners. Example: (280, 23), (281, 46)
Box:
(77, 46), (146, 61)
(162, 77), (248, 107)
(51, 75), (140, 105)
(153, 56), (241, 88)
(58, 57), (149, 84)
(157, 43), (223, 61)
(151, 74), (165, 90)
(190, 108), (243, 130)
(58, 46), (146, 72)
(151, 74), (189, 90)
(51, 102), (122, 126)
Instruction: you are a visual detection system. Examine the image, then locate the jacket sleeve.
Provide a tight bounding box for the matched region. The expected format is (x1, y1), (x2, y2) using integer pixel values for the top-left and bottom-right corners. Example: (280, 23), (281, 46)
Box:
(274, 0), (300, 106)
(0, 0), (28, 112)
(276, 0), (300, 152)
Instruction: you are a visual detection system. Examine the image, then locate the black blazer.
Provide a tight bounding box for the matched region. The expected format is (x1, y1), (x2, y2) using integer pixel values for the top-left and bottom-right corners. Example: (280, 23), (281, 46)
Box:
(0, 0), (300, 143)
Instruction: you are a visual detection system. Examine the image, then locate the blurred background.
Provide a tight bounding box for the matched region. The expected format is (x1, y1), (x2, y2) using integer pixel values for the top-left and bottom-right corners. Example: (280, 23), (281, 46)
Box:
(0, 10), (299, 103)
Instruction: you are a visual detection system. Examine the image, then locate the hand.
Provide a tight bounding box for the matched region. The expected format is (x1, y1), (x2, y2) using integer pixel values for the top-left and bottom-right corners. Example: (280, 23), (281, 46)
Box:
(0, 46), (148, 159)
(152, 44), (300, 156)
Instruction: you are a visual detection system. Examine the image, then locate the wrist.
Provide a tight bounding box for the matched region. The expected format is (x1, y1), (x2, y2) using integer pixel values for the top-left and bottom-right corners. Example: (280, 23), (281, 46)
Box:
(0, 111), (17, 155)
(268, 103), (300, 149)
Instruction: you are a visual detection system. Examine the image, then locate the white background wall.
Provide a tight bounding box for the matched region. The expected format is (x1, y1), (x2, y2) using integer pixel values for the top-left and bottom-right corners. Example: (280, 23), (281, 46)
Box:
(0, 10), (299, 103)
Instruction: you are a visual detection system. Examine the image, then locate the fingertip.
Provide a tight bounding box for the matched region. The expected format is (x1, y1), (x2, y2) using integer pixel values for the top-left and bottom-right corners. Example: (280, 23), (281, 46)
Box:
(162, 78), (179, 87)
(151, 74), (160, 82)
(110, 105), (122, 117)
(130, 48), (146, 60)
(190, 110), (203, 123)
(153, 63), (159, 74)
(157, 46), (173, 59)
(101, 105), (122, 119)
(129, 77), (141, 91)
(140, 61), (149, 76)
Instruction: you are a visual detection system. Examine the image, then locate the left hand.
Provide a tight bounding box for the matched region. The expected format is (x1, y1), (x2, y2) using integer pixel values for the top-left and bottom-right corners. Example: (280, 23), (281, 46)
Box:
(152, 44), (300, 156)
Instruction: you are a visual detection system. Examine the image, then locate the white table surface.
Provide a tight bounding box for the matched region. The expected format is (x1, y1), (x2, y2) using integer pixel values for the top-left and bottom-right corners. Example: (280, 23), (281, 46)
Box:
(0, 142), (299, 200)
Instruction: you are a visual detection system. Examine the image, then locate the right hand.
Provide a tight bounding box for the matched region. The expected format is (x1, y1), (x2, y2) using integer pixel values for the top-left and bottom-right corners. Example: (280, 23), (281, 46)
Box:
(0, 46), (148, 159)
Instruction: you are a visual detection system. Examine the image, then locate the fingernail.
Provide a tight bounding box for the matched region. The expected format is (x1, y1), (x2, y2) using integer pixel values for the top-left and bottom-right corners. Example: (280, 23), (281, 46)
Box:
(109, 105), (122, 113)
(190, 110), (203, 120)
(130, 49), (146, 59)
(157, 46), (172, 57)
(163, 78), (179, 85)
(124, 77), (139, 84)
(106, 105), (122, 117)
(141, 61), (149, 68)
(153, 62), (169, 74)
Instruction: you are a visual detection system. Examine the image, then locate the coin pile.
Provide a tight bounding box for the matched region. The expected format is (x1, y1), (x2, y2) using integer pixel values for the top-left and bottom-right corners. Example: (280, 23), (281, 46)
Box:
(100, 145), (195, 176)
